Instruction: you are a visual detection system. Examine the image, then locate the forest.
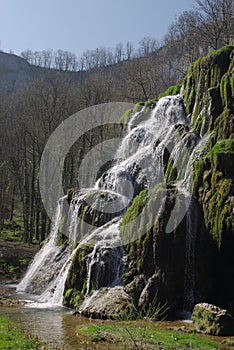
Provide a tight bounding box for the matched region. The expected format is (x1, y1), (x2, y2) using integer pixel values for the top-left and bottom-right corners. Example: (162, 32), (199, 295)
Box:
(0, 0), (233, 246)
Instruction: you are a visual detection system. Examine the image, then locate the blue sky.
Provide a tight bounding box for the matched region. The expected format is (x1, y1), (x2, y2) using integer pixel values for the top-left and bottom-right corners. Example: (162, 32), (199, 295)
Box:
(0, 0), (194, 57)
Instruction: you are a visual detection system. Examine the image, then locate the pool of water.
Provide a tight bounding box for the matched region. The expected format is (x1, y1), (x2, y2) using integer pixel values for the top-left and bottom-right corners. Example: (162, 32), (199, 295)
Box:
(1, 303), (108, 349)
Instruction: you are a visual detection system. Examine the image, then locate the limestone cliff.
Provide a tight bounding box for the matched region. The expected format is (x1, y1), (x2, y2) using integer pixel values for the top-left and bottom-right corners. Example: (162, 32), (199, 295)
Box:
(64, 44), (234, 318)
(120, 44), (234, 316)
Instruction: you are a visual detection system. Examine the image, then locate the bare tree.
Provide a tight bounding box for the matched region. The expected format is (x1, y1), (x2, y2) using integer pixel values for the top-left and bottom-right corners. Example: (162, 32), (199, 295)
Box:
(126, 41), (134, 60)
(138, 36), (158, 56)
(21, 49), (34, 64)
(42, 49), (53, 68)
(164, 10), (203, 74)
(195, 0), (234, 49)
(115, 43), (124, 63)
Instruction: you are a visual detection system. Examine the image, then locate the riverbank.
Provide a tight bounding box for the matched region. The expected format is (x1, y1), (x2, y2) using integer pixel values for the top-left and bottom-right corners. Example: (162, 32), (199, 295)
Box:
(0, 239), (234, 349)
(1, 301), (234, 350)
(0, 314), (44, 350)
(0, 240), (39, 283)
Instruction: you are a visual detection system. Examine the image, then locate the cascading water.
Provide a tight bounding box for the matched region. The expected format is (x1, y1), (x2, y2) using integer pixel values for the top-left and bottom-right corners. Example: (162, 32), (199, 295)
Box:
(17, 196), (71, 297)
(17, 95), (209, 312)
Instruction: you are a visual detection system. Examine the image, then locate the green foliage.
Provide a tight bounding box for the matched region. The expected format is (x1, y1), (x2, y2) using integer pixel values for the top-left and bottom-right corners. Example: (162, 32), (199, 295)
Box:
(0, 315), (43, 349)
(64, 244), (93, 308)
(159, 84), (182, 98)
(76, 320), (219, 349)
(165, 157), (177, 183)
(220, 72), (234, 111)
(139, 293), (169, 321)
(145, 97), (158, 108)
(64, 288), (83, 309)
(120, 102), (144, 130)
(182, 44), (234, 132)
(193, 138), (234, 248)
(121, 189), (148, 227)
(0, 217), (23, 242)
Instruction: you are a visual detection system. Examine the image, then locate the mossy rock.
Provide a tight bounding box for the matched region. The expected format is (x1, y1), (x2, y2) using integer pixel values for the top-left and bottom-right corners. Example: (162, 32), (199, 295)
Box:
(192, 303), (234, 336)
(159, 84), (182, 99)
(182, 44), (234, 136)
(64, 244), (93, 307)
(64, 288), (84, 309)
(120, 102), (144, 130)
(80, 287), (137, 320)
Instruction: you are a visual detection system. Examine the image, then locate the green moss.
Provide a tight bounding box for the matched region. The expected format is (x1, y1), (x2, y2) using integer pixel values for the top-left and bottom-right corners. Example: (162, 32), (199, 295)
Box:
(159, 84), (182, 99)
(165, 156), (177, 183)
(67, 188), (75, 203)
(193, 138), (234, 248)
(220, 72), (234, 111)
(120, 102), (144, 130)
(120, 108), (134, 130)
(64, 244), (93, 308)
(211, 139), (234, 175)
(182, 44), (234, 131)
(192, 304), (234, 336)
(121, 189), (148, 227)
(64, 288), (83, 309)
(145, 97), (158, 108)
(194, 116), (203, 135)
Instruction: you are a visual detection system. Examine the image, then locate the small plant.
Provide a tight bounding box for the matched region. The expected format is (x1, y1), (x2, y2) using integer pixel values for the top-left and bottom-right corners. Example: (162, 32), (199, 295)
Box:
(139, 294), (169, 321)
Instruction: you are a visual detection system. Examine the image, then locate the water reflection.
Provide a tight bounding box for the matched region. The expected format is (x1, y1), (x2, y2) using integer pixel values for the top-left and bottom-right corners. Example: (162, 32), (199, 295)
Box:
(1, 304), (108, 349)
(1, 306), (67, 348)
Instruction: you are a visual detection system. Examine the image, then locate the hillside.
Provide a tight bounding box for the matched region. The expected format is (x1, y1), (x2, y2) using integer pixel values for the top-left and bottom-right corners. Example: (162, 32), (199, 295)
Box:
(0, 50), (86, 95)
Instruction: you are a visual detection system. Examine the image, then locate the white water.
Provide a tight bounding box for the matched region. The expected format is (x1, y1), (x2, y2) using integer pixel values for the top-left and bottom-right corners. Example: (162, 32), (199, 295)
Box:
(17, 197), (70, 296)
(80, 217), (124, 295)
(17, 95), (209, 311)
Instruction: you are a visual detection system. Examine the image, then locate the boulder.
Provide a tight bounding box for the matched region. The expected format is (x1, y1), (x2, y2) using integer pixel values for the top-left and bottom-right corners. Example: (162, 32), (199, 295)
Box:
(138, 272), (161, 309)
(124, 274), (146, 305)
(192, 303), (234, 336)
(80, 286), (137, 320)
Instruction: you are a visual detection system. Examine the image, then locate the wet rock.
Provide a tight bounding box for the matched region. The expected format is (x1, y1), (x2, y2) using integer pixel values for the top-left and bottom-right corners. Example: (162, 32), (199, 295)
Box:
(124, 274), (146, 305)
(0, 296), (26, 306)
(192, 303), (234, 336)
(138, 272), (161, 310)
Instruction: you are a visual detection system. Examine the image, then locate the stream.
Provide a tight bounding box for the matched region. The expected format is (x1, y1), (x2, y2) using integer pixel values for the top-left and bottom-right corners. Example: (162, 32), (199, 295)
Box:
(0, 287), (227, 350)
(0, 298), (105, 349)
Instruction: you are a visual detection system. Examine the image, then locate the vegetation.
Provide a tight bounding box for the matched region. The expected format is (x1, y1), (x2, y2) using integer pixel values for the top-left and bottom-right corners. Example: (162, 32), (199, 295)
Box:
(0, 0), (233, 245)
(158, 84), (182, 98)
(0, 315), (43, 350)
(75, 320), (220, 349)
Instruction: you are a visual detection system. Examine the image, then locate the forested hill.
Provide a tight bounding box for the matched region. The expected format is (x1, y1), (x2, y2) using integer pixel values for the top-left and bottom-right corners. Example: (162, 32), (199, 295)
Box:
(0, 50), (86, 95)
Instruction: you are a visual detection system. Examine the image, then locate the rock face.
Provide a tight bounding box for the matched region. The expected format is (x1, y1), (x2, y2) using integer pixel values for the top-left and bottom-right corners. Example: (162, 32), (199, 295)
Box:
(120, 44), (234, 316)
(192, 303), (234, 336)
(63, 44), (234, 319)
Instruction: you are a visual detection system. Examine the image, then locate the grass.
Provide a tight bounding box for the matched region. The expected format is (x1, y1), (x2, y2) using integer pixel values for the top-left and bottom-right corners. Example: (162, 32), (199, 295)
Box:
(0, 314), (44, 350)
(76, 320), (221, 349)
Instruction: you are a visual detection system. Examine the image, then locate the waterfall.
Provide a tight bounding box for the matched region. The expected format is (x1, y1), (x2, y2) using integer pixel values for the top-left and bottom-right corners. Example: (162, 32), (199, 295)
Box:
(181, 134), (210, 312)
(29, 248), (78, 307)
(17, 196), (70, 295)
(17, 95), (210, 312)
(81, 217), (124, 295)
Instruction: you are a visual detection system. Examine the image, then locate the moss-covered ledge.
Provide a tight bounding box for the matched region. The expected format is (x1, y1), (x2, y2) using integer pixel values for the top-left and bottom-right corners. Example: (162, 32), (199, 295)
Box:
(182, 44), (234, 138)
